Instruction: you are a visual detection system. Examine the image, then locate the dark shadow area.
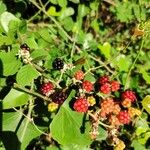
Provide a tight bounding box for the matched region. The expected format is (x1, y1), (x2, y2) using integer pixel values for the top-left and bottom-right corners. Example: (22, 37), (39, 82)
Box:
(1, 131), (21, 150)
(0, 60), (21, 150)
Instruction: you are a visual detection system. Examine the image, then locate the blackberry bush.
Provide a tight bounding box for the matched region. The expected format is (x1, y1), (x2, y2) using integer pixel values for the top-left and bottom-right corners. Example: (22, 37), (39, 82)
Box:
(0, 1), (150, 150)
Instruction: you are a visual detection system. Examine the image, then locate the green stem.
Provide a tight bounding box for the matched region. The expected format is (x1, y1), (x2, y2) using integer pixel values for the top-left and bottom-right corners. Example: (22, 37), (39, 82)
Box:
(20, 99), (34, 142)
(89, 55), (114, 74)
(124, 38), (144, 90)
(29, 0), (81, 53)
(14, 83), (50, 101)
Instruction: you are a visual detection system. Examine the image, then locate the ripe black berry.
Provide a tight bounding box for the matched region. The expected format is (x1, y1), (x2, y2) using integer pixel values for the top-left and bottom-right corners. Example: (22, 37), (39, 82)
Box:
(52, 91), (67, 105)
(20, 43), (30, 51)
(52, 58), (64, 70)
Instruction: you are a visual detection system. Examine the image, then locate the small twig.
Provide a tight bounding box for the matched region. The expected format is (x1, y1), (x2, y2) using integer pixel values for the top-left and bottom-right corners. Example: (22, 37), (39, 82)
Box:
(12, 107), (49, 136)
(20, 98), (34, 142)
(56, 69), (65, 85)
(13, 83), (50, 101)
(89, 55), (114, 74)
(29, 0), (81, 53)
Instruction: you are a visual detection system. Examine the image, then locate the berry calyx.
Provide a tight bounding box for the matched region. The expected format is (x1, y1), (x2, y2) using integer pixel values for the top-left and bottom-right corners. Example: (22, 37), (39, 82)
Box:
(74, 70), (84, 80)
(52, 58), (64, 70)
(121, 90), (136, 102)
(98, 75), (109, 85)
(52, 91), (67, 105)
(117, 111), (130, 124)
(40, 82), (54, 96)
(99, 83), (111, 94)
(111, 80), (120, 92)
(82, 80), (93, 92)
(73, 97), (88, 113)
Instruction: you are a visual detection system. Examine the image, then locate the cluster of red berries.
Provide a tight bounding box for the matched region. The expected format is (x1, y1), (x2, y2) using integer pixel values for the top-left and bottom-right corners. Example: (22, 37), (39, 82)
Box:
(98, 75), (120, 94)
(100, 89), (138, 126)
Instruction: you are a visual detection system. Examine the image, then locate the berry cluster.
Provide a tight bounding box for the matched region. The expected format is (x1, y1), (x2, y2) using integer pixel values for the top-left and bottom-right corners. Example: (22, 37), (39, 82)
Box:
(98, 75), (120, 94)
(18, 44), (142, 150)
(99, 89), (138, 127)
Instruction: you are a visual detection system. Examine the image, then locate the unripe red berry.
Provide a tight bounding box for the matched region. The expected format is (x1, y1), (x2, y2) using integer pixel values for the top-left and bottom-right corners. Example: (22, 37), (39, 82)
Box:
(82, 80), (93, 92)
(100, 98), (114, 115)
(98, 75), (109, 85)
(122, 90), (136, 102)
(113, 104), (121, 115)
(73, 97), (88, 113)
(117, 111), (131, 124)
(111, 80), (120, 92)
(100, 83), (111, 94)
(74, 70), (84, 80)
(40, 82), (54, 96)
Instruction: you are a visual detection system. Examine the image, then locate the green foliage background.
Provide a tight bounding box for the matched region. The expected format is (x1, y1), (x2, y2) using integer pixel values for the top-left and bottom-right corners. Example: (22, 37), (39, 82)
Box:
(0, 0), (150, 150)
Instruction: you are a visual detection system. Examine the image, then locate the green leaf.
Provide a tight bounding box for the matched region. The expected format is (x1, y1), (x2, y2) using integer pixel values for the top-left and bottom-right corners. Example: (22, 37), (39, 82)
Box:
(50, 90), (92, 146)
(47, 6), (60, 16)
(62, 17), (74, 31)
(2, 89), (30, 109)
(78, 4), (89, 18)
(31, 49), (49, 60)
(49, 0), (57, 4)
(0, 51), (22, 76)
(2, 112), (22, 131)
(25, 37), (39, 49)
(97, 126), (107, 141)
(131, 140), (146, 150)
(84, 73), (96, 83)
(59, 7), (74, 20)
(138, 132), (150, 145)
(1, 111), (21, 150)
(16, 64), (40, 86)
(142, 95), (150, 114)
(38, 28), (53, 43)
(98, 42), (111, 59)
(0, 11), (20, 33)
(140, 68), (150, 84)
(0, 1), (6, 15)
(69, 0), (79, 3)
(61, 144), (89, 150)
(58, 0), (67, 7)
(111, 54), (131, 72)
(17, 118), (41, 150)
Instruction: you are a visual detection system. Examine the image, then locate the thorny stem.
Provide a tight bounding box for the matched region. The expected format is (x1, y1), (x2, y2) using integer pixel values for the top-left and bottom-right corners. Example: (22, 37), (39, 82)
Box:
(57, 68), (65, 85)
(29, 0), (81, 53)
(13, 107), (49, 136)
(88, 111), (113, 129)
(124, 37), (144, 90)
(29, 62), (61, 88)
(89, 55), (114, 74)
(20, 98), (34, 142)
(14, 83), (51, 101)
(27, 0), (49, 23)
